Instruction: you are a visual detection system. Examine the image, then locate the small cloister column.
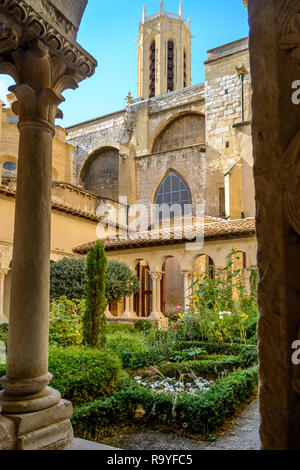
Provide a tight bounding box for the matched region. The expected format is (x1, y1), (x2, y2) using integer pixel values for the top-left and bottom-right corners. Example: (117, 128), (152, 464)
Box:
(149, 271), (163, 318)
(0, 31), (96, 448)
(248, 0), (300, 450)
(182, 270), (193, 313)
(123, 295), (137, 318)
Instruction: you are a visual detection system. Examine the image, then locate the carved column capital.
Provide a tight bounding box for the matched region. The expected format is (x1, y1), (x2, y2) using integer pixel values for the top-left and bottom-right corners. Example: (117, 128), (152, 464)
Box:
(0, 39), (79, 131)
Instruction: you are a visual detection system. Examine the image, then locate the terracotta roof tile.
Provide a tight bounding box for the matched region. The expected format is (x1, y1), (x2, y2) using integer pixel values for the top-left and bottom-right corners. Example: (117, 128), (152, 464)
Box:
(73, 218), (256, 254)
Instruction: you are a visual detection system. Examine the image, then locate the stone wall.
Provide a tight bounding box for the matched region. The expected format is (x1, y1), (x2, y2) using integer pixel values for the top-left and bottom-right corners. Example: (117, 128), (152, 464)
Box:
(135, 145), (206, 218)
(205, 37), (254, 218)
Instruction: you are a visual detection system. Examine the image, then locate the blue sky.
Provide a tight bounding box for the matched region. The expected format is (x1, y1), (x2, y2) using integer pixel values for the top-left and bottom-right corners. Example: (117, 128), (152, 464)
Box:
(0, 0), (249, 128)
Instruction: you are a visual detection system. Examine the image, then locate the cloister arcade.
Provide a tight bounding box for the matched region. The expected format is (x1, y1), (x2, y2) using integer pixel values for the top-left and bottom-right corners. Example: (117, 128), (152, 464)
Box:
(103, 235), (257, 322)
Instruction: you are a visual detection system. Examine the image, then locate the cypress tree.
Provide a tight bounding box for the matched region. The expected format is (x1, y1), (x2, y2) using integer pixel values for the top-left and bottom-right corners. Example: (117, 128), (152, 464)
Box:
(83, 241), (107, 348)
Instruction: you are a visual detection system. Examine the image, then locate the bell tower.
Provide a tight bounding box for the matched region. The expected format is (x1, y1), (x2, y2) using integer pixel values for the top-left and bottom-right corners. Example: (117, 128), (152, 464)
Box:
(138, 1), (192, 99)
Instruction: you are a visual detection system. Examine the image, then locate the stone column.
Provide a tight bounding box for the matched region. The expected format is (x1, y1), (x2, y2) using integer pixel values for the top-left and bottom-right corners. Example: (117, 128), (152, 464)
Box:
(182, 271), (193, 313)
(248, 0), (300, 450)
(0, 40), (81, 449)
(0, 162), (2, 186)
(123, 295), (137, 318)
(149, 271), (163, 318)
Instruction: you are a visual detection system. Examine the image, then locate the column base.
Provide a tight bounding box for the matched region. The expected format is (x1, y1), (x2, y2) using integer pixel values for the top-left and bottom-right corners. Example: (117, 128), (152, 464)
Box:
(0, 386), (61, 414)
(2, 399), (74, 450)
(122, 311), (137, 319)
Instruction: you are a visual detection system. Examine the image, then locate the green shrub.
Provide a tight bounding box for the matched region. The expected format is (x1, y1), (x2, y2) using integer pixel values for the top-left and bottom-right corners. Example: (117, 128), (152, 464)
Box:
(49, 297), (84, 347)
(0, 324), (8, 349)
(105, 323), (135, 334)
(156, 356), (244, 380)
(48, 346), (124, 406)
(50, 258), (87, 300)
(106, 260), (140, 302)
(50, 257), (139, 303)
(105, 331), (147, 367)
(72, 366), (258, 438)
(175, 341), (257, 357)
(134, 319), (153, 332)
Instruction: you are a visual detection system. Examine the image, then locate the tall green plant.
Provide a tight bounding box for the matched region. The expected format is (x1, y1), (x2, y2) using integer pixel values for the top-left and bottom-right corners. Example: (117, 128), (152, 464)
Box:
(83, 242), (107, 348)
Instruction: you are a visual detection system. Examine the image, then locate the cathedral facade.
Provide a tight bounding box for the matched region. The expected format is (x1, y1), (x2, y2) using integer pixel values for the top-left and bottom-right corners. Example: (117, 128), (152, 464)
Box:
(0, 3), (257, 323)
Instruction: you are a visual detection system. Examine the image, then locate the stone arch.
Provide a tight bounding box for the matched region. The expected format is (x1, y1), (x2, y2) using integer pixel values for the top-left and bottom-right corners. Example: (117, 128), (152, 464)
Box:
(194, 254), (215, 279)
(161, 255), (184, 314)
(79, 146), (120, 200)
(150, 112), (205, 153)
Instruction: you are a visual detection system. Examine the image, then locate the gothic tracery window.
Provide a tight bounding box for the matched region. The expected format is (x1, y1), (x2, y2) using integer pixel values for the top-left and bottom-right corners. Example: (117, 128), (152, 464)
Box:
(167, 40), (174, 92)
(149, 41), (156, 98)
(184, 50), (187, 88)
(154, 172), (192, 220)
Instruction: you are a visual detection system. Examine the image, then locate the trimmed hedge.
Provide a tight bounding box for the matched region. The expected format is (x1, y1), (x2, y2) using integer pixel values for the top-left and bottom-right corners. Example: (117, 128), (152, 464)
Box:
(176, 341), (257, 356)
(156, 356), (244, 380)
(0, 346), (125, 407)
(72, 366), (258, 438)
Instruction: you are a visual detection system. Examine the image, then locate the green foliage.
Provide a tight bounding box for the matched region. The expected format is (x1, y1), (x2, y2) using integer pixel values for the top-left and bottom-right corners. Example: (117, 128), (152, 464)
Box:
(50, 257), (87, 300)
(72, 366), (258, 439)
(50, 257), (139, 303)
(169, 347), (207, 363)
(48, 346), (124, 406)
(83, 242), (107, 349)
(157, 356), (245, 380)
(106, 260), (140, 302)
(105, 323), (135, 334)
(49, 297), (85, 347)
(105, 331), (147, 367)
(184, 249), (258, 344)
(134, 319), (153, 332)
(0, 324), (8, 349)
(1, 347), (125, 403)
(175, 340), (257, 358)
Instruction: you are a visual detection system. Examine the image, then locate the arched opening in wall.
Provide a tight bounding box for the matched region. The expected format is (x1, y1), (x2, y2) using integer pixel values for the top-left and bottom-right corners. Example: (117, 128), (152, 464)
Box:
(134, 260), (152, 317)
(149, 41), (156, 98)
(152, 113), (205, 153)
(194, 255), (215, 280)
(154, 172), (192, 221)
(80, 147), (120, 200)
(161, 257), (184, 315)
(3, 261), (12, 318)
(167, 40), (174, 92)
(230, 250), (250, 298)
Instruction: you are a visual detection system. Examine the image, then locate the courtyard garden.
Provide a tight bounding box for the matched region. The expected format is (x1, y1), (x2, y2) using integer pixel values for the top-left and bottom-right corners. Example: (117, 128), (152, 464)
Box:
(0, 243), (258, 447)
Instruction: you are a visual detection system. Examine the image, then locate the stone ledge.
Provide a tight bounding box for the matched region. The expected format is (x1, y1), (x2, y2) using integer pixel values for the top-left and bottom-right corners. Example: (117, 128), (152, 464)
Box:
(64, 438), (119, 451)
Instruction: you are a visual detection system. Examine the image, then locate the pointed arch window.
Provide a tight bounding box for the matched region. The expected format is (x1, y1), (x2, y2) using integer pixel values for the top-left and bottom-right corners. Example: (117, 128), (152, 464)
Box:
(154, 173), (192, 220)
(167, 40), (174, 92)
(149, 41), (156, 98)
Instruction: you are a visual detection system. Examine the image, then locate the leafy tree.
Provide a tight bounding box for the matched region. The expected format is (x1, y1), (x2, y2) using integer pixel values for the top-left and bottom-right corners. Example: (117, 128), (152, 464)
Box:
(50, 258), (87, 300)
(50, 257), (139, 302)
(106, 260), (140, 302)
(83, 242), (107, 348)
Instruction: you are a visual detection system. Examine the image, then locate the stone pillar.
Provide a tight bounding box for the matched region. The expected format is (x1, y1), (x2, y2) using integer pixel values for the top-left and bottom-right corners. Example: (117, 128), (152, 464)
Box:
(149, 271), (163, 318)
(105, 305), (113, 318)
(0, 40), (82, 449)
(123, 295), (137, 318)
(0, 162), (2, 186)
(182, 271), (193, 313)
(248, 0), (300, 450)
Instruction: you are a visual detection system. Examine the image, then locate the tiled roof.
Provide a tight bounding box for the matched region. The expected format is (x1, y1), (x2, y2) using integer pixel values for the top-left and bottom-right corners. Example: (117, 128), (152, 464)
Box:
(73, 218), (256, 254)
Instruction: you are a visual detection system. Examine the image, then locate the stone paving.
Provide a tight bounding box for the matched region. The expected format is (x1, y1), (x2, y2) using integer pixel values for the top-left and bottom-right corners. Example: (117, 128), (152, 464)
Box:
(108, 399), (260, 451)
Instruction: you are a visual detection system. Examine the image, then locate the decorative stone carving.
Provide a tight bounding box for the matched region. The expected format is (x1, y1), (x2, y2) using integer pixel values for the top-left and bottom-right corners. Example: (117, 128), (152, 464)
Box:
(278, 1), (300, 63)
(0, 0), (97, 78)
(0, 22), (19, 53)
